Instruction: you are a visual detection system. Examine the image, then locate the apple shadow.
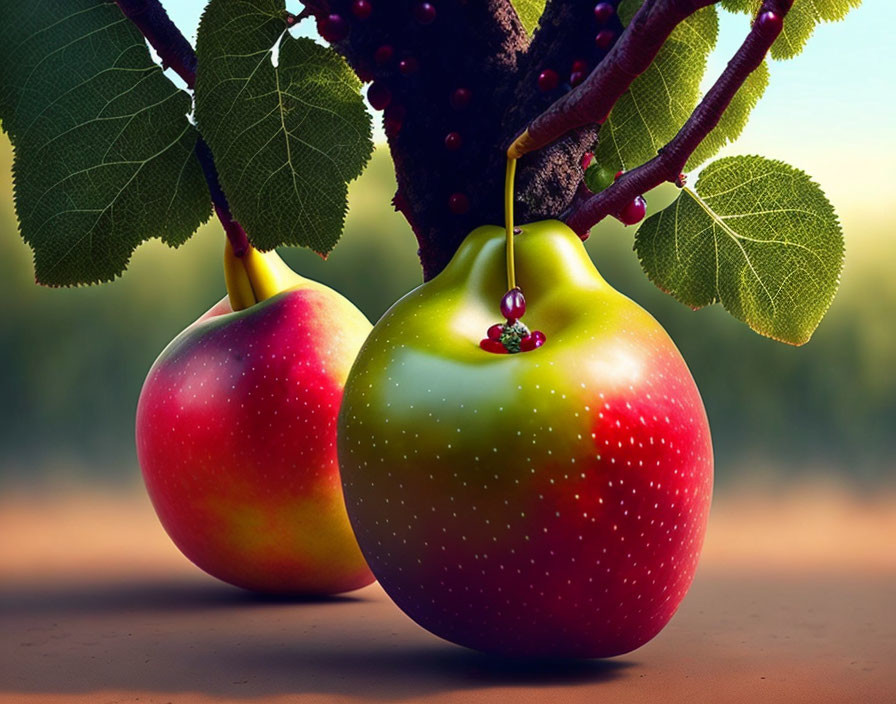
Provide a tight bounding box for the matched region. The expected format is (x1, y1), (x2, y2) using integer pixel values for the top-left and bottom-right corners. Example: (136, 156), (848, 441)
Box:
(2, 577), (635, 700)
(0, 576), (364, 616)
(244, 644), (633, 695)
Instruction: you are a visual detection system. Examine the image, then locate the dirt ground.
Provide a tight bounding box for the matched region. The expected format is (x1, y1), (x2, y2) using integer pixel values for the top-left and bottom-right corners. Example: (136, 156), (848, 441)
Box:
(1, 483), (894, 703)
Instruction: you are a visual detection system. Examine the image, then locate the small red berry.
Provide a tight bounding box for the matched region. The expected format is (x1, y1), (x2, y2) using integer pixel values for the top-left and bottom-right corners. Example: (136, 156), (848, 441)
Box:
(351, 0), (373, 20)
(367, 81), (391, 110)
(318, 14), (348, 43)
(450, 88), (472, 110)
(444, 131), (463, 151)
(571, 59), (588, 73)
(384, 105), (405, 137)
(487, 324), (504, 341)
(595, 29), (615, 50)
(594, 2), (615, 23)
(480, 338), (508, 354)
(581, 152), (594, 170)
(755, 10), (782, 34)
(537, 69), (559, 92)
(398, 57), (419, 75)
(500, 288), (526, 321)
(614, 169), (624, 181)
(374, 45), (394, 65)
(414, 2), (437, 24)
(449, 193), (470, 214)
(520, 330), (546, 352)
(355, 62), (374, 83)
(616, 195), (647, 226)
(570, 70), (586, 87)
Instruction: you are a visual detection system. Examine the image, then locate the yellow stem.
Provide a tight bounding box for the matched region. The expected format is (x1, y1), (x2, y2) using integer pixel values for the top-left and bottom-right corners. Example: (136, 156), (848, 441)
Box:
(504, 157), (517, 291)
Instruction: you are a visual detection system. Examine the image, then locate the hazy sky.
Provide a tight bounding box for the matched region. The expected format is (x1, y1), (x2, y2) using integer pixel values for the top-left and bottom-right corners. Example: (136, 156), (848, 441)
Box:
(166, 2), (892, 233)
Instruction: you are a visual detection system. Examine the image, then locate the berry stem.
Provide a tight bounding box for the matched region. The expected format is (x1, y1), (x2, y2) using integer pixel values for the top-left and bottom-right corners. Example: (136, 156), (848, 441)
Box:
(116, 0), (250, 257)
(505, 158), (518, 291)
(565, 0), (793, 234)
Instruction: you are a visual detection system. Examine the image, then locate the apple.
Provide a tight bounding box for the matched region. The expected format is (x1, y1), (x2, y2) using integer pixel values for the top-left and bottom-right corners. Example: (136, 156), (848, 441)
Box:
(338, 220), (713, 657)
(136, 243), (374, 595)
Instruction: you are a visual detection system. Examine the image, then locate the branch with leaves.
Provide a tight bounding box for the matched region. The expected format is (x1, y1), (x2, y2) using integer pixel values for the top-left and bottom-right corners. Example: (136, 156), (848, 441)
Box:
(551, 0), (794, 233)
(0, 0), (858, 344)
(116, 0), (250, 256)
(501, 0), (844, 345)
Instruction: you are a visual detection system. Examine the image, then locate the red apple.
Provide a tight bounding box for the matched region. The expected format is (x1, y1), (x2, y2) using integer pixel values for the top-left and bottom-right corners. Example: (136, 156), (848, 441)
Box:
(338, 220), (713, 656)
(136, 244), (374, 594)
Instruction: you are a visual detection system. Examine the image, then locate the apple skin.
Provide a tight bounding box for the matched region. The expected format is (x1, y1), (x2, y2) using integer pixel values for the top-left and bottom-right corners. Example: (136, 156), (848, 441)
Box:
(137, 284), (375, 595)
(338, 220), (713, 657)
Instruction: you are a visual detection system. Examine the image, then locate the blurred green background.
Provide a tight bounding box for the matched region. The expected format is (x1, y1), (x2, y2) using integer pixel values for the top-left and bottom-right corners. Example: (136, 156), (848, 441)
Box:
(1, 138), (893, 489)
(0, 2), (893, 490)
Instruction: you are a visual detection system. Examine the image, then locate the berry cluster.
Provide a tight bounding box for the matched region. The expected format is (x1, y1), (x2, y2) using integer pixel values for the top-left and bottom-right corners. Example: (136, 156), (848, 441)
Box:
(480, 288), (546, 354)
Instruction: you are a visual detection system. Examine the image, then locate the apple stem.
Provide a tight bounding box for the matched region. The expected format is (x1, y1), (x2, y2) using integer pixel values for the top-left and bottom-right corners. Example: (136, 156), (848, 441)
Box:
(116, 0), (250, 257)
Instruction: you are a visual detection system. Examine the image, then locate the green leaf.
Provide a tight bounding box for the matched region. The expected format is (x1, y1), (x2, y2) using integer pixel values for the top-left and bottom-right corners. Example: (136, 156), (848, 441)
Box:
(0, 1), (211, 286)
(595, 3), (719, 173)
(719, 0), (760, 12)
(635, 155), (844, 345)
(195, 0), (373, 255)
(721, 0), (862, 60)
(513, 0), (547, 34)
(686, 60), (769, 169)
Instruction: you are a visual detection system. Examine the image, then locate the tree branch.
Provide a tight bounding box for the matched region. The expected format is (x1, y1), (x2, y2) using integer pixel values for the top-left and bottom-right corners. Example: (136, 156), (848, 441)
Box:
(507, 0), (718, 160)
(115, 0), (249, 255)
(565, 0), (793, 234)
(115, 0), (197, 89)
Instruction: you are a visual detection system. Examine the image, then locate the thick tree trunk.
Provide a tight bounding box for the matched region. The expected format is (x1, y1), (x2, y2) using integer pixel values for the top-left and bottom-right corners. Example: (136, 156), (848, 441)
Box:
(326, 0), (618, 279)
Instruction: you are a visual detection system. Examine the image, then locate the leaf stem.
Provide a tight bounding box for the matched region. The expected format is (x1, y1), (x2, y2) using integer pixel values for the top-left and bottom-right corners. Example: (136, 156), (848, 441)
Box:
(564, 0), (793, 235)
(115, 0), (250, 256)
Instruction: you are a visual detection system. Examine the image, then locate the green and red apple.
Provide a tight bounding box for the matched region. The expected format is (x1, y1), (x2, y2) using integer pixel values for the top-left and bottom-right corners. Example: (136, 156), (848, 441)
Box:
(338, 220), (713, 657)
